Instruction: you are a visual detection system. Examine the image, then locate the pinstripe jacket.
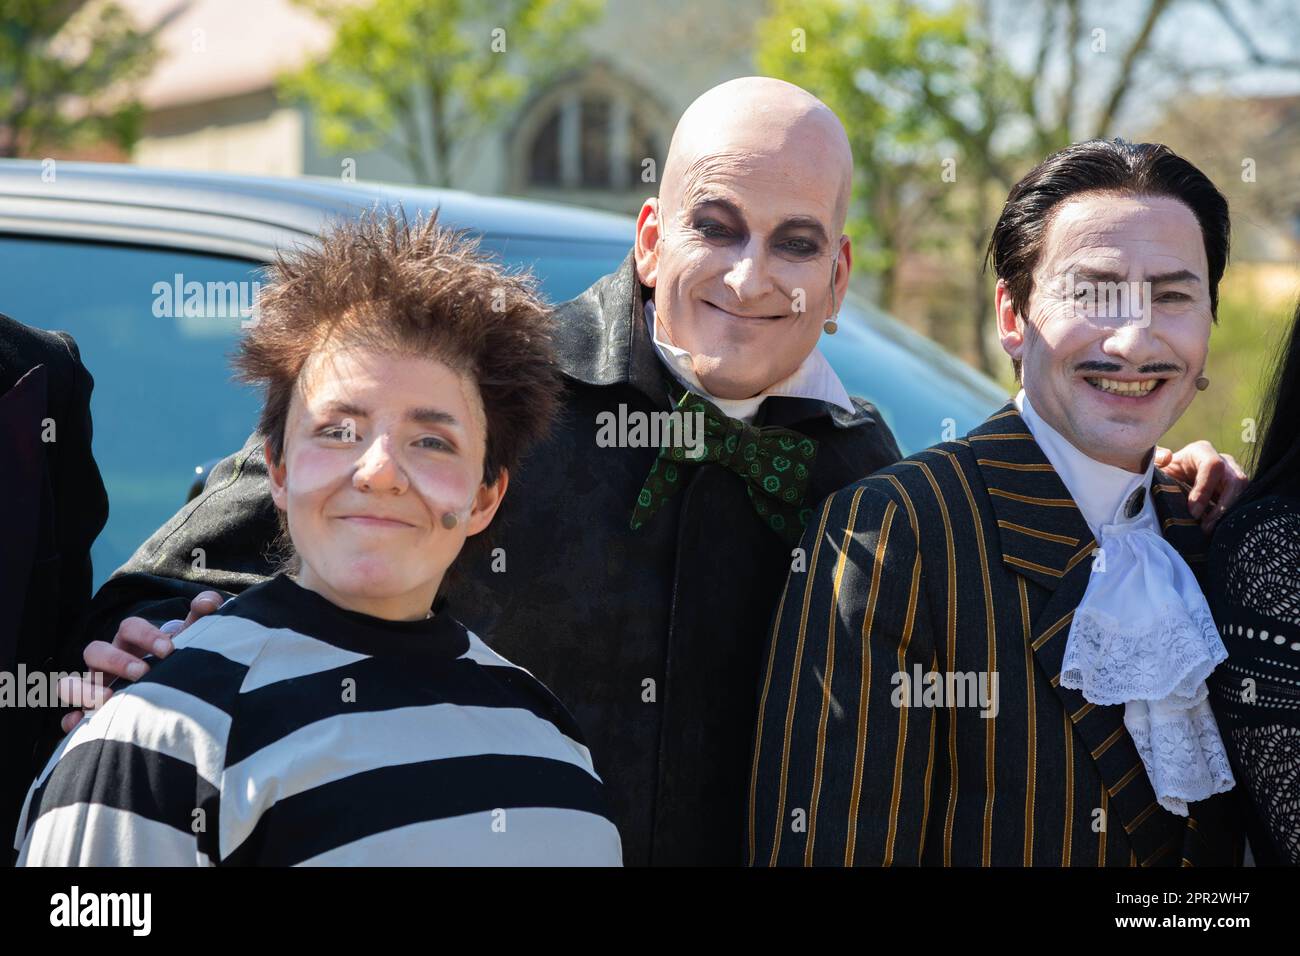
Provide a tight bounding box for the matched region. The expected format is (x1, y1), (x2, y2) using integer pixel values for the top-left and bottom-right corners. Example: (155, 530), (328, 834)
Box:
(749, 401), (1244, 867)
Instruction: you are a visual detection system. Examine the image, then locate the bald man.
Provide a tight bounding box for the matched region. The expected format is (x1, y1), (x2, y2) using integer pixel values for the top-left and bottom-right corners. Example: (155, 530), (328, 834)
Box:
(64, 78), (1242, 866)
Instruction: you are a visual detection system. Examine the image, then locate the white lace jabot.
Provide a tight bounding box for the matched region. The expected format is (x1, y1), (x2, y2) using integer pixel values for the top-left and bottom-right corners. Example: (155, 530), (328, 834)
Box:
(1015, 390), (1235, 815)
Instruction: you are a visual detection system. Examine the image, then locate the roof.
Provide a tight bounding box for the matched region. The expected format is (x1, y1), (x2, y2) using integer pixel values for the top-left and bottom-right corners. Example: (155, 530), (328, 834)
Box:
(0, 159), (635, 260)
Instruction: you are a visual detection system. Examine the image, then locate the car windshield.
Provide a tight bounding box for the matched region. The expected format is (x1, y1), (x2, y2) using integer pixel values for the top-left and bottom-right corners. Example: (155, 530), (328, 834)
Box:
(2, 231), (1002, 589)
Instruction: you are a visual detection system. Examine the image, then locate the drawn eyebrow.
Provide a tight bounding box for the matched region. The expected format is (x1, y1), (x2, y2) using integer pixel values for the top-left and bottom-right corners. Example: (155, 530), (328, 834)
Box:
(406, 407), (460, 428)
(690, 199), (828, 243)
(1067, 268), (1201, 285)
(318, 402), (460, 428)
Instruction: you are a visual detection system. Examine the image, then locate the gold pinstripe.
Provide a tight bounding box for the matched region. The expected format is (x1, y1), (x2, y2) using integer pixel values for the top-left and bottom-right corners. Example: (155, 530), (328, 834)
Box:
(997, 520), (1080, 546)
(749, 532), (796, 865)
(1092, 725), (1126, 760)
(767, 495), (835, 864)
(1006, 555), (1063, 577)
(845, 501), (896, 866)
(977, 459), (1057, 472)
(985, 408), (1022, 422)
(1125, 801), (1159, 833)
(1020, 576), (1036, 866)
(989, 488), (1078, 508)
(1062, 708), (1074, 866)
(1072, 701), (1095, 721)
(1142, 837), (1178, 867)
(940, 450), (998, 867)
(1066, 541), (1097, 572)
(880, 475), (922, 867)
(1112, 762), (1143, 795)
(806, 487), (867, 865)
(1099, 785), (1108, 865)
(969, 433), (1036, 441)
(919, 657), (939, 865)
(901, 459), (959, 866)
(1032, 611), (1074, 650)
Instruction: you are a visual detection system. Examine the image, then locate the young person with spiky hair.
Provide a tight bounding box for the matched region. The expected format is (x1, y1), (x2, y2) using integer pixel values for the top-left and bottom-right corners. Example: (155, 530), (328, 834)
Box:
(16, 214), (622, 866)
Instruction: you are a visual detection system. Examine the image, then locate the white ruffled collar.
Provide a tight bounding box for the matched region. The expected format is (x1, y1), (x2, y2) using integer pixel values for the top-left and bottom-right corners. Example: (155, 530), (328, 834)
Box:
(1014, 388), (1235, 815)
(644, 299), (854, 424)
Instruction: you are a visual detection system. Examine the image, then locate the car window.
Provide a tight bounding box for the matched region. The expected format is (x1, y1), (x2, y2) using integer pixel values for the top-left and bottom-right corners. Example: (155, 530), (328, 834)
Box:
(478, 236), (628, 304)
(1, 236), (266, 590)
(0, 234), (630, 589)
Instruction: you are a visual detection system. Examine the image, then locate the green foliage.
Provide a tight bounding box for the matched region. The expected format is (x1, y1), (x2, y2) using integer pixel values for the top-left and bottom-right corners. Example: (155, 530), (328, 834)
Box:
(755, 0), (975, 277)
(281, 0), (605, 186)
(0, 0), (157, 157)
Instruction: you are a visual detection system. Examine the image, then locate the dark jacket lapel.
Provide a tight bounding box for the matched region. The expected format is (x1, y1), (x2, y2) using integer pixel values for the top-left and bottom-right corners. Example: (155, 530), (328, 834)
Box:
(552, 251), (676, 408)
(969, 402), (1187, 865)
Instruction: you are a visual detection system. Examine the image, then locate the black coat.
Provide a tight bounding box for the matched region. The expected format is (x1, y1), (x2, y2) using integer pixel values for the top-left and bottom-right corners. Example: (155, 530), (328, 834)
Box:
(751, 403), (1243, 866)
(83, 254), (902, 865)
(0, 313), (108, 861)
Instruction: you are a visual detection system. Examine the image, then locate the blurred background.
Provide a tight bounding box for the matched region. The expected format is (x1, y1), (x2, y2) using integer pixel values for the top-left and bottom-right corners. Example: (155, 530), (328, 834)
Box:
(4, 0), (1300, 574)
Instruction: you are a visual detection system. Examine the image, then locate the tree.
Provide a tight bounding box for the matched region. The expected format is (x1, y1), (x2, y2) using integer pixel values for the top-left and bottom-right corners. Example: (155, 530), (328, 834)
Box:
(756, 0), (1300, 376)
(281, 0), (605, 188)
(0, 0), (158, 158)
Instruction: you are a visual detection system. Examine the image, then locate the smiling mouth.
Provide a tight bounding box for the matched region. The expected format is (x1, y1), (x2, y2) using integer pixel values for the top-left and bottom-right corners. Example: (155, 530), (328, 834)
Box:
(338, 515), (415, 529)
(1082, 376), (1166, 397)
(704, 301), (785, 321)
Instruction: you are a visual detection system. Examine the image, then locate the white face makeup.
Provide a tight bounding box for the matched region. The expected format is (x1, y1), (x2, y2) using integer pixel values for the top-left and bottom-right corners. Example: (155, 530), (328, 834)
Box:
(266, 347), (505, 621)
(634, 77), (853, 401)
(997, 192), (1214, 472)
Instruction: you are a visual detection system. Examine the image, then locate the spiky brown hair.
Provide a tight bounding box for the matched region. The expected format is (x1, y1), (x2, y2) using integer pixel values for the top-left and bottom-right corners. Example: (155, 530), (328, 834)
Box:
(234, 210), (559, 492)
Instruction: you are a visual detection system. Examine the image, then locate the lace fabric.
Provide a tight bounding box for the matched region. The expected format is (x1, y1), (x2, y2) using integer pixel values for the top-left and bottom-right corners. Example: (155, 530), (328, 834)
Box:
(1209, 495), (1300, 862)
(1063, 601), (1226, 705)
(1124, 697), (1236, 816)
(1063, 521), (1235, 816)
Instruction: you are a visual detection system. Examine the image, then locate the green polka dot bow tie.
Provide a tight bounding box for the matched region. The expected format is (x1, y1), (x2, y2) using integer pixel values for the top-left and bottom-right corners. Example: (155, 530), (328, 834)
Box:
(629, 390), (820, 545)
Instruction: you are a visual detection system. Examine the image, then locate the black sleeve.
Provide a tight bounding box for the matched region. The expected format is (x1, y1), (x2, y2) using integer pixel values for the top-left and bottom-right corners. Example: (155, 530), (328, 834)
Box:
(47, 332), (109, 675)
(80, 430), (283, 648)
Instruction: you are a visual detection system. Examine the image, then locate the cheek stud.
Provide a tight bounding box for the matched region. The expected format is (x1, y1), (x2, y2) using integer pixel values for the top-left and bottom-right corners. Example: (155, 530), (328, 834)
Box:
(440, 512), (459, 529)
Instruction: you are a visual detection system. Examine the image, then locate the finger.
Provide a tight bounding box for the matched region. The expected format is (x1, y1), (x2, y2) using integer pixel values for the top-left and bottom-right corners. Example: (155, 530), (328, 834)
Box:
(1186, 456), (1223, 518)
(57, 674), (114, 712)
(61, 710), (83, 734)
(1216, 456), (1248, 510)
(181, 591), (226, 630)
(1202, 500), (1227, 534)
(83, 639), (151, 681)
(114, 616), (173, 659)
(1153, 446), (1173, 467)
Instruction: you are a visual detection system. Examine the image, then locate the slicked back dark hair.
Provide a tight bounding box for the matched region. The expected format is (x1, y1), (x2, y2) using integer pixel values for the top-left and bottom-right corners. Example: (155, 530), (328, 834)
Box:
(985, 138), (1230, 378)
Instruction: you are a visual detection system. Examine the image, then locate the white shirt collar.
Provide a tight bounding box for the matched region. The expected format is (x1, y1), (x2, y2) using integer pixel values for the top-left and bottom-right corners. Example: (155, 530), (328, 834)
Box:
(1014, 388), (1156, 538)
(644, 299), (855, 424)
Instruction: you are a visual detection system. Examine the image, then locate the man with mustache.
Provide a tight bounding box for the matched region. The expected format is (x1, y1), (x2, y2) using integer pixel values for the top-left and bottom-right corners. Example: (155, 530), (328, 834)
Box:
(64, 86), (1243, 866)
(751, 139), (1244, 867)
